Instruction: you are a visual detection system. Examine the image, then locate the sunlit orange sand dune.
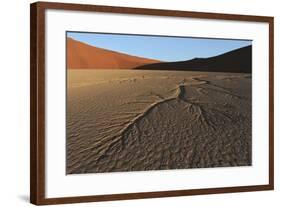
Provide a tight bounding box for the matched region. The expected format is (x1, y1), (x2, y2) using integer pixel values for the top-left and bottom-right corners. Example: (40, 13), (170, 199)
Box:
(67, 38), (161, 69)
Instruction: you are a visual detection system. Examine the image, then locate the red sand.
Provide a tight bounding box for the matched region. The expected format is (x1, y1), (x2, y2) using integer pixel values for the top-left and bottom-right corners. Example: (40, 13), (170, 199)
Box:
(67, 38), (161, 69)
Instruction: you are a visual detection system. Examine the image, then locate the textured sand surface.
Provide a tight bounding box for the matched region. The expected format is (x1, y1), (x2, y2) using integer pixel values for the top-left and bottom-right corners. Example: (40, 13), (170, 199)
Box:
(66, 70), (251, 174)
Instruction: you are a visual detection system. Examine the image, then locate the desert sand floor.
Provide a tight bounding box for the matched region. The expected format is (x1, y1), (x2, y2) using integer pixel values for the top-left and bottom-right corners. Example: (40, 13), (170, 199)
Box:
(66, 69), (252, 174)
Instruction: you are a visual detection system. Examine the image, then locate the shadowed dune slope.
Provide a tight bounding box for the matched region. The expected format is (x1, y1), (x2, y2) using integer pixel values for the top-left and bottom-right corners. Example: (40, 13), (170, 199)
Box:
(135, 45), (252, 73)
(67, 38), (161, 69)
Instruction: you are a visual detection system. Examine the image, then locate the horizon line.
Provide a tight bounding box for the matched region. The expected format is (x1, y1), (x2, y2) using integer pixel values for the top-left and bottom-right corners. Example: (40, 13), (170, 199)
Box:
(67, 32), (252, 62)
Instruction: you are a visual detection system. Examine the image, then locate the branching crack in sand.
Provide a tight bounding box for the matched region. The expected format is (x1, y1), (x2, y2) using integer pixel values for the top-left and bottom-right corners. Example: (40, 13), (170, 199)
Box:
(81, 83), (188, 165)
(67, 72), (252, 174)
(95, 79), (238, 164)
(191, 77), (243, 99)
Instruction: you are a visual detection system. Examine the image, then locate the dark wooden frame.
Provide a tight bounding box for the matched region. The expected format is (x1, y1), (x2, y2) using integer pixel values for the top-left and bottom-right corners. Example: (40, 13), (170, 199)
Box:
(30, 1), (274, 205)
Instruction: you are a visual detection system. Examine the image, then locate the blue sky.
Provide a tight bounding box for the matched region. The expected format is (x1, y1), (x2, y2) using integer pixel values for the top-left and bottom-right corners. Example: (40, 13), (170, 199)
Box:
(67, 32), (252, 62)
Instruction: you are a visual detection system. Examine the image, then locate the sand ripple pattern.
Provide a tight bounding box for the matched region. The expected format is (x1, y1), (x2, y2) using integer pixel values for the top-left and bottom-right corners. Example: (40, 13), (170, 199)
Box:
(67, 70), (251, 174)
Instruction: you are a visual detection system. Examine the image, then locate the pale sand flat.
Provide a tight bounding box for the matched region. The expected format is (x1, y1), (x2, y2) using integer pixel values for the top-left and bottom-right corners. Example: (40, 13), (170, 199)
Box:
(66, 69), (251, 174)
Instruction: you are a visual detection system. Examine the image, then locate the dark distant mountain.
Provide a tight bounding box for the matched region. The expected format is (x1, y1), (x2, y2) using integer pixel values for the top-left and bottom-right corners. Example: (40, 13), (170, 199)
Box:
(135, 45), (252, 73)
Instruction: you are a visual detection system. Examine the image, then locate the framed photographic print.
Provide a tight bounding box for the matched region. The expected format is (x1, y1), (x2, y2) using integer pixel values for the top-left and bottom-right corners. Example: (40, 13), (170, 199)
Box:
(30, 1), (274, 205)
